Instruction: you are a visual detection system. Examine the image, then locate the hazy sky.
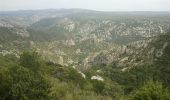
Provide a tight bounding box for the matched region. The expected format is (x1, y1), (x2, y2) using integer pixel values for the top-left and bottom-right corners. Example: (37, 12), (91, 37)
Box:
(0, 0), (170, 11)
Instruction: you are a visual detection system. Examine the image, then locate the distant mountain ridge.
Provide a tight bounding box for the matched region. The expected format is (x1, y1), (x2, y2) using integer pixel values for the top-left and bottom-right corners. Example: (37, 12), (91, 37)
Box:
(1, 9), (170, 16)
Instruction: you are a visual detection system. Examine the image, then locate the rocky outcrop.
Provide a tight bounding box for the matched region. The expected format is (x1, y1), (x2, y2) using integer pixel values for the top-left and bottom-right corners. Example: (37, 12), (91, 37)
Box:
(91, 75), (104, 81)
(1, 11), (170, 70)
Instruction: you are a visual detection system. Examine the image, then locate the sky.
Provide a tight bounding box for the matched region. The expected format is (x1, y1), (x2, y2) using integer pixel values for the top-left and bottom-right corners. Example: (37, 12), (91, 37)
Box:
(0, 0), (170, 11)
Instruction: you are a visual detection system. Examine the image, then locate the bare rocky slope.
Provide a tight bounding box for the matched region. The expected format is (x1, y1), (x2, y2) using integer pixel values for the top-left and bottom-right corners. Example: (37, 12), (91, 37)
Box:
(0, 9), (170, 70)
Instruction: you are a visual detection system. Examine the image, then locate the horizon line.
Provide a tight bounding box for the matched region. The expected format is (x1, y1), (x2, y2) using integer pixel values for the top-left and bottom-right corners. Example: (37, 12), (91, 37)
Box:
(0, 8), (170, 12)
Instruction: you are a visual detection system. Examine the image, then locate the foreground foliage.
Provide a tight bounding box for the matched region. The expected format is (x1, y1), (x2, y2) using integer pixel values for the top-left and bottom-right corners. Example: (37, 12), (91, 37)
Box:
(129, 81), (170, 100)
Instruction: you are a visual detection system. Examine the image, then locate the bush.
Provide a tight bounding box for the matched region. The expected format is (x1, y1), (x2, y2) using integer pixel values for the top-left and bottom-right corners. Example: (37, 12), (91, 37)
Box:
(129, 80), (170, 100)
(0, 65), (51, 100)
(20, 51), (44, 71)
(0, 51), (51, 100)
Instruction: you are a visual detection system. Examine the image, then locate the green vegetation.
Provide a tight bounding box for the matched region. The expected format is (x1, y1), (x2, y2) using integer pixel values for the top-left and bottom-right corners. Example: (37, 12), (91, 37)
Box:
(1, 44), (170, 100)
(0, 10), (170, 99)
(0, 51), (113, 100)
(0, 52), (50, 100)
(129, 81), (170, 100)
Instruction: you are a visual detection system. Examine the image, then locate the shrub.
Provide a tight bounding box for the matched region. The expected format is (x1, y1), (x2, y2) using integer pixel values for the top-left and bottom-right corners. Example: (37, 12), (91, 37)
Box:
(130, 80), (170, 100)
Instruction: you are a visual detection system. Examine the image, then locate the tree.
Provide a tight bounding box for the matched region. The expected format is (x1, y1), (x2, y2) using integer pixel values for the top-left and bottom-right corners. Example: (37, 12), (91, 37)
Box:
(0, 65), (51, 100)
(130, 81), (170, 100)
(0, 51), (51, 100)
(20, 51), (44, 71)
(91, 80), (105, 94)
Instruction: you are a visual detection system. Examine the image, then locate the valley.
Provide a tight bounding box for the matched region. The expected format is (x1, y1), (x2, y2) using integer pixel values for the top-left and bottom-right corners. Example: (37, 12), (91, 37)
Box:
(0, 9), (170, 100)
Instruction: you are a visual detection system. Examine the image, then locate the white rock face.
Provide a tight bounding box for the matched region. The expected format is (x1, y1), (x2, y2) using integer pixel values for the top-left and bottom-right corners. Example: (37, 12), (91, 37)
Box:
(96, 69), (102, 73)
(59, 56), (64, 65)
(66, 23), (75, 32)
(65, 39), (75, 46)
(0, 50), (11, 56)
(0, 21), (14, 28)
(91, 75), (104, 81)
(163, 42), (168, 50)
(67, 58), (74, 64)
(76, 49), (82, 54)
(16, 28), (30, 37)
(0, 50), (19, 58)
(78, 71), (86, 78)
(120, 57), (129, 62)
(121, 67), (129, 72)
(155, 42), (168, 57)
